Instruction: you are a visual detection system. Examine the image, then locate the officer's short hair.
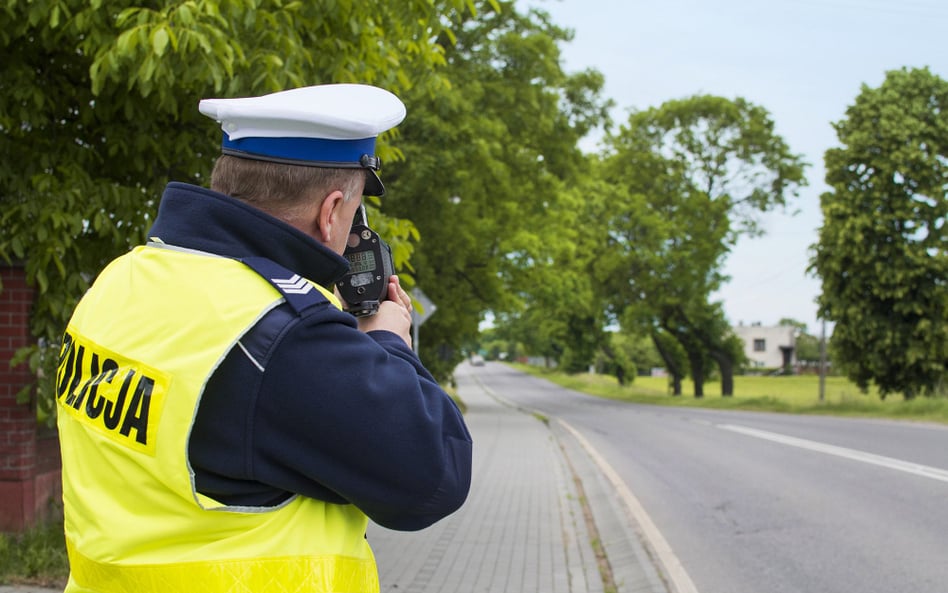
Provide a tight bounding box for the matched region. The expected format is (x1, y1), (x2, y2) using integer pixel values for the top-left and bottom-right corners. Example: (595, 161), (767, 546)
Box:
(210, 155), (363, 212)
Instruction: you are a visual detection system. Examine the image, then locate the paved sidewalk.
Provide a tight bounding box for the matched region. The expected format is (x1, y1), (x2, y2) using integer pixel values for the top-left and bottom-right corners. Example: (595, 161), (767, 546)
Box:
(2, 362), (666, 593)
(368, 363), (605, 593)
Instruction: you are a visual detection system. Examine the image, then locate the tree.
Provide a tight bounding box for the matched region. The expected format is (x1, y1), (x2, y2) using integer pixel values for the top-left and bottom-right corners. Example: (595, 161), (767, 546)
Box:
(778, 318), (822, 367)
(593, 332), (637, 386)
(812, 67), (948, 399)
(597, 330), (664, 385)
(383, 1), (610, 380)
(0, 0), (482, 413)
(600, 95), (807, 396)
(650, 329), (688, 395)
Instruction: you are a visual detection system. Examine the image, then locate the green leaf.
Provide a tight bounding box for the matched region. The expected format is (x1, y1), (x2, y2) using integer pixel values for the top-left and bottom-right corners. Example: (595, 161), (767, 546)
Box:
(151, 27), (170, 56)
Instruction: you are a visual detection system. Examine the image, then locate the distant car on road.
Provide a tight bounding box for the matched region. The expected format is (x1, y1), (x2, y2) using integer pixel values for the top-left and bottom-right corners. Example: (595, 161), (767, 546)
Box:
(470, 354), (485, 366)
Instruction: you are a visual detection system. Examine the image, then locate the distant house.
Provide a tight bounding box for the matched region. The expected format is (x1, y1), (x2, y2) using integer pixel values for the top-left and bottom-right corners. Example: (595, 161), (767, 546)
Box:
(732, 323), (796, 370)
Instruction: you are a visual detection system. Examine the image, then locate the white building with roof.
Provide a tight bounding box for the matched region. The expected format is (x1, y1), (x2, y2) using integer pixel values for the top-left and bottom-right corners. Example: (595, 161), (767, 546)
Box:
(733, 323), (796, 370)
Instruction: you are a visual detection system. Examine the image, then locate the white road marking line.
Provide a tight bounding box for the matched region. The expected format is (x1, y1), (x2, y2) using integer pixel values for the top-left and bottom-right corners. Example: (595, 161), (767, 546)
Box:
(718, 424), (948, 483)
(559, 419), (700, 593)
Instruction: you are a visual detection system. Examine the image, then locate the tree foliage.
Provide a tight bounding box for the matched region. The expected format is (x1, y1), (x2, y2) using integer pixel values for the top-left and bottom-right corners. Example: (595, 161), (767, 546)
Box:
(383, 2), (610, 380)
(600, 95), (806, 395)
(0, 0), (482, 414)
(12, 1), (937, 411)
(813, 67), (948, 398)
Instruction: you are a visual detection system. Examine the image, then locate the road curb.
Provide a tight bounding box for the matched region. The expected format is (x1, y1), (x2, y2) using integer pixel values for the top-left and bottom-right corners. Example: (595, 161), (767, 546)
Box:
(468, 376), (605, 593)
(552, 420), (670, 593)
(471, 374), (669, 593)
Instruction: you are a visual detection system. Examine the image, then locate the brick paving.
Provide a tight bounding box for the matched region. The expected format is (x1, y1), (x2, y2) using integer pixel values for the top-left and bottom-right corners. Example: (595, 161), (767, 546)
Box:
(368, 363), (604, 593)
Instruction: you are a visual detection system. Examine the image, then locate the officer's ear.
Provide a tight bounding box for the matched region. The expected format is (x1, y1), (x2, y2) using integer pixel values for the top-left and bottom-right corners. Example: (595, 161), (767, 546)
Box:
(315, 189), (346, 245)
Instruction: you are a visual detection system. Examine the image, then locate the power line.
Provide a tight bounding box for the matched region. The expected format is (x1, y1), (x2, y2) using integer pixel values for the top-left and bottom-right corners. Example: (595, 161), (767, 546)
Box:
(786, 0), (948, 20)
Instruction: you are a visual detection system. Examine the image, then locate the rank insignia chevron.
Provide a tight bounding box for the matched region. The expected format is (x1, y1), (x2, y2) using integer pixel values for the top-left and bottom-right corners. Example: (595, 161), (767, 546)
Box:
(271, 274), (313, 295)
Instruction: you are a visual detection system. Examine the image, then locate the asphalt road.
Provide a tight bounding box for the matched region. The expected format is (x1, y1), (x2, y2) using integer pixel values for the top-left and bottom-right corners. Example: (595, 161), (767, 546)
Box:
(472, 362), (948, 593)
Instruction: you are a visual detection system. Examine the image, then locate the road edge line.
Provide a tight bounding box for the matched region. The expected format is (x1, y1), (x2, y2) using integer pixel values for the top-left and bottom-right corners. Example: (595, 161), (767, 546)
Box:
(557, 419), (700, 593)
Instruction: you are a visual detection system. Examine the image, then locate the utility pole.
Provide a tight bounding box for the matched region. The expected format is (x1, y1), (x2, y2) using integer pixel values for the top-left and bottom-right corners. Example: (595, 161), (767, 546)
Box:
(818, 318), (827, 402)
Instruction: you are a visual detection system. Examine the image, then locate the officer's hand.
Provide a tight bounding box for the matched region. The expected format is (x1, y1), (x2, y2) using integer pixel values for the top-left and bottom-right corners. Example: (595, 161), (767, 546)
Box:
(357, 275), (412, 347)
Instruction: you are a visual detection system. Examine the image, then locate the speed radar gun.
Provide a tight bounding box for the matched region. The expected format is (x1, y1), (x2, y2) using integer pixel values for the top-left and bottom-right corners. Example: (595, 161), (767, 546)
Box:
(337, 205), (394, 317)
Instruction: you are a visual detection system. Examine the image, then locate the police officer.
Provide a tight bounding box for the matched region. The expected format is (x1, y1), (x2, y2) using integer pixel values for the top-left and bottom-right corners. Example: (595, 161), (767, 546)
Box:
(56, 84), (473, 593)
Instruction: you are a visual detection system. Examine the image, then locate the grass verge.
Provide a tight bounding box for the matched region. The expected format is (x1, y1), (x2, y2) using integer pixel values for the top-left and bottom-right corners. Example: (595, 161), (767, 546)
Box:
(0, 517), (69, 589)
(511, 363), (948, 425)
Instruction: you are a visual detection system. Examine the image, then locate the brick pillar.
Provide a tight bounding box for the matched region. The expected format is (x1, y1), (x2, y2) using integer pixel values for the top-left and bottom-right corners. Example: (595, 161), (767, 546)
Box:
(0, 263), (61, 531)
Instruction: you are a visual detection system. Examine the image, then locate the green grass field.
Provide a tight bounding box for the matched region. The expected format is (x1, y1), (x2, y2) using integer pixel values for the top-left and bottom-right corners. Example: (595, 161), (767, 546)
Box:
(511, 363), (948, 424)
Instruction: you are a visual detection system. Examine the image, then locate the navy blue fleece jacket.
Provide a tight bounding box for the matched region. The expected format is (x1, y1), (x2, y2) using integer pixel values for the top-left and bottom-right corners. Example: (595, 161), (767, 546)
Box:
(147, 182), (472, 531)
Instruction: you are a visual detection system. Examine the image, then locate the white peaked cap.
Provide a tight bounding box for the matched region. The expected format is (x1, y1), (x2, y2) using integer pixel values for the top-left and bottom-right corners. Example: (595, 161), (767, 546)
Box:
(199, 84), (407, 196)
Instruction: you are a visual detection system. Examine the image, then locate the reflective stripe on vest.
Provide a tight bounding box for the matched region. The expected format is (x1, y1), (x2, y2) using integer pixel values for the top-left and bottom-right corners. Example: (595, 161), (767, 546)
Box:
(66, 539), (377, 593)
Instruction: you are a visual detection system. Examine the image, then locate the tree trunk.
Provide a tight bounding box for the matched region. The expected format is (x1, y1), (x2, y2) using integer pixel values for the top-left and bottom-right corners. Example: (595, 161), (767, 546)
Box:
(670, 372), (682, 396)
(708, 348), (734, 396)
(651, 333), (683, 395)
(687, 348), (705, 398)
(659, 314), (705, 398)
(600, 342), (627, 386)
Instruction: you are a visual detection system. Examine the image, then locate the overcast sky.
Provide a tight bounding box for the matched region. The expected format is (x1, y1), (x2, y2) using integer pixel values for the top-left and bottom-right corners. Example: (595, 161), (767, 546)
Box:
(521, 0), (948, 334)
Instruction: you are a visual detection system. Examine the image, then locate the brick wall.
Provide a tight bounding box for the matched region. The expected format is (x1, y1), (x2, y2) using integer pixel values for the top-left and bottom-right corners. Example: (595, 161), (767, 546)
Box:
(0, 264), (62, 531)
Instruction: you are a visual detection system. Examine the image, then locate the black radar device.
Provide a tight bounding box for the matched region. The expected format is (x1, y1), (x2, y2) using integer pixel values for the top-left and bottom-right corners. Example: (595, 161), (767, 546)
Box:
(337, 205), (394, 317)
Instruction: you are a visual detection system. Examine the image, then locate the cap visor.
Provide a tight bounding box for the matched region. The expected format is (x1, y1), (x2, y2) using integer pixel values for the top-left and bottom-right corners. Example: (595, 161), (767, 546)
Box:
(365, 170), (385, 196)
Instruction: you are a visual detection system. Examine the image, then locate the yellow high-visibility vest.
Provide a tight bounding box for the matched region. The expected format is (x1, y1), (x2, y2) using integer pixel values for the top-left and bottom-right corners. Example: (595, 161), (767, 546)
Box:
(57, 244), (378, 593)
